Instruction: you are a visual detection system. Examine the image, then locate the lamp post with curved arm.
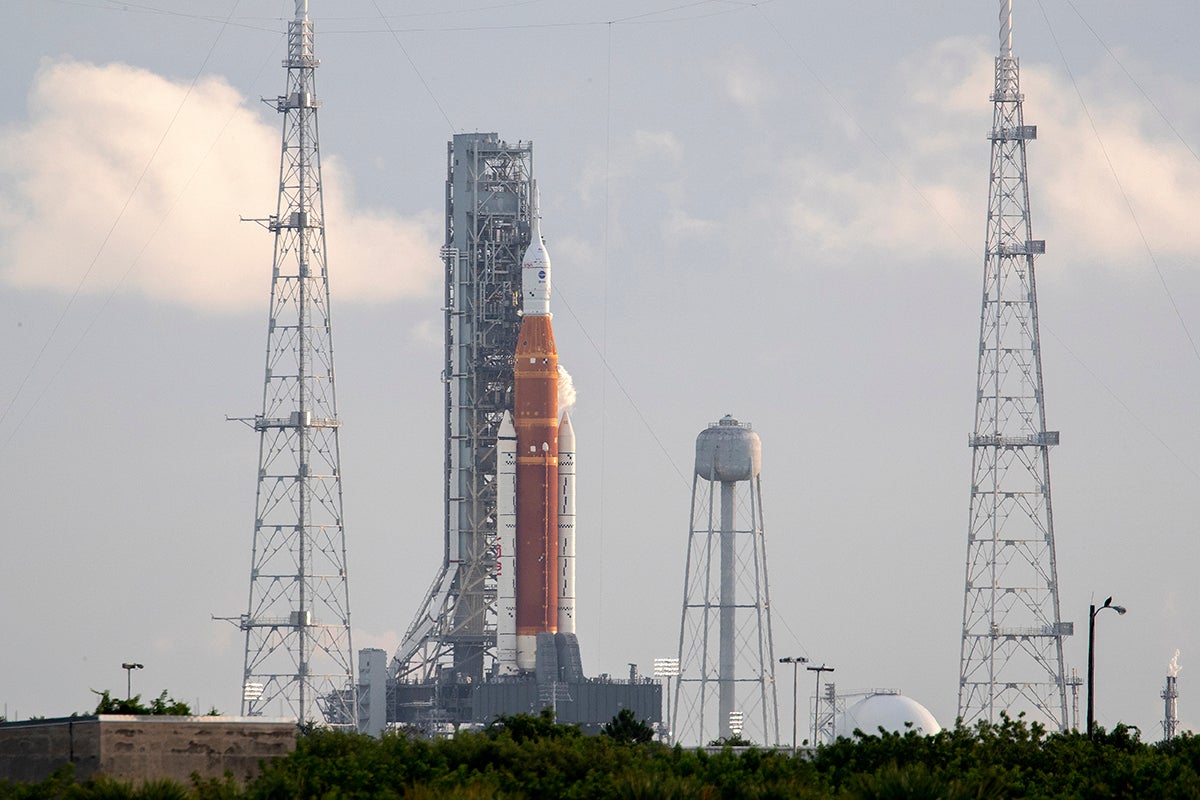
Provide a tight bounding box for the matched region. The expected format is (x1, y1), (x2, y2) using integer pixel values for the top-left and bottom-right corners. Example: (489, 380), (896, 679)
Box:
(1087, 597), (1126, 739)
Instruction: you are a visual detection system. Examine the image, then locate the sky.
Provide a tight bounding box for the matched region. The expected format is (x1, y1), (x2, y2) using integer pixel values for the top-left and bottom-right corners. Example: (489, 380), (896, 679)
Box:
(1, 0), (1199, 741)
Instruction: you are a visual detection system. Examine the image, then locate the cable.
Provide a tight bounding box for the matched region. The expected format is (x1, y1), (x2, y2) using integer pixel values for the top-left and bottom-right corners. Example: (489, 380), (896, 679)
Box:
(553, 285), (689, 489)
(1042, 326), (1200, 480)
(596, 20), (613, 668)
(1, 21), (284, 455)
(1063, 0), (1200, 166)
(1034, 0), (1200, 366)
(0, 0), (245, 444)
(752, 4), (979, 262)
(370, 0), (456, 133)
(48, 0), (277, 33)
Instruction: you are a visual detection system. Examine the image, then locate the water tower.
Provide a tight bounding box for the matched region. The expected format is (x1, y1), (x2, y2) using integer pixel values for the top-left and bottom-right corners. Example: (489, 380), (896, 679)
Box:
(673, 416), (779, 745)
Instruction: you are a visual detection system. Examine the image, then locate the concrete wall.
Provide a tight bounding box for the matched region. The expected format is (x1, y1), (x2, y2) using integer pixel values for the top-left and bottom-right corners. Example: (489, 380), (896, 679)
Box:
(0, 715), (296, 785)
(0, 718), (100, 783)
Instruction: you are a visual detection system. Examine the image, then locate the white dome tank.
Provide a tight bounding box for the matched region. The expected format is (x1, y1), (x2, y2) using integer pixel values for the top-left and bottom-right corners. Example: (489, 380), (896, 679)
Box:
(695, 415), (761, 482)
(839, 693), (942, 737)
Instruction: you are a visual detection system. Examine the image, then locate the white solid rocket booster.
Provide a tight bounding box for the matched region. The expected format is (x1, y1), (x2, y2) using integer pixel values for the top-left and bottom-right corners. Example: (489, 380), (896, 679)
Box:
(496, 412), (518, 674)
(557, 410), (576, 634)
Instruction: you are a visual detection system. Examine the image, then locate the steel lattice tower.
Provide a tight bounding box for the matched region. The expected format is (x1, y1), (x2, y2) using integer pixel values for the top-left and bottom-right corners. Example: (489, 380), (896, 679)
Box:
(958, 0), (1071, 731)
(392, 134), (532, 700)
(674, 416), (779, 746)
(236, 0), (355, 727)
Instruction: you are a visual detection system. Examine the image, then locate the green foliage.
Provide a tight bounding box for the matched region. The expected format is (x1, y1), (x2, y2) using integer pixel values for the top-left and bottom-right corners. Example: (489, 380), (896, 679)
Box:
(600, 709), (655, 744)
(706, 733), (753, 747)
(91, 691), (193, 717)
(485, 707), (579, 743)
(9, 714), (1200, 798)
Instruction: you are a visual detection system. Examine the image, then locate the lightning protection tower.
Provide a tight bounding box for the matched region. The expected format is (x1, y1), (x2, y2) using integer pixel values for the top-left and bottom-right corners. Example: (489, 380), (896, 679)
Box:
(235, 0), (355, 727)
(958, 0), (1071, 731)
(674, 416), (779, 746)
(391, 134), (533, 704)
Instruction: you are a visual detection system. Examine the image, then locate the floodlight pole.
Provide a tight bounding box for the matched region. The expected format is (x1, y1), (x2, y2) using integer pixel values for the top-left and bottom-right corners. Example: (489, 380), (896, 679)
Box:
(121, 662), (143, 701)
(807, 664), (834, 746)
(653, 657), (680, 745)
(779, 656), (808, 754)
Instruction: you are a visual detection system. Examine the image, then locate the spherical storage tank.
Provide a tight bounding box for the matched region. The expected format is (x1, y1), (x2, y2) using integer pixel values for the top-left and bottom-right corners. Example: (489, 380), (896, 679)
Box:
(695, 415), (761, 481)
(839, 693), (941, 737)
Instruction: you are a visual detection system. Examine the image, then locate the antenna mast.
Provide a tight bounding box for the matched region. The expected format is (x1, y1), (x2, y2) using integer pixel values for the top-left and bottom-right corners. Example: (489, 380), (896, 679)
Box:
(237, 0), (355, 727)
(957, 0), (1071, 731)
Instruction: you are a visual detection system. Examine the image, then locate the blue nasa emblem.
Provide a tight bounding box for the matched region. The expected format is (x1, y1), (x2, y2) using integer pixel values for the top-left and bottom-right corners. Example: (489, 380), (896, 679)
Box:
(538, 270), (546, 279)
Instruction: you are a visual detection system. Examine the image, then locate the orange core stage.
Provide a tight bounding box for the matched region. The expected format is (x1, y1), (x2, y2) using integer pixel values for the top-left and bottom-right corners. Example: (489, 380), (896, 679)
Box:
(514, 313), (560, 660)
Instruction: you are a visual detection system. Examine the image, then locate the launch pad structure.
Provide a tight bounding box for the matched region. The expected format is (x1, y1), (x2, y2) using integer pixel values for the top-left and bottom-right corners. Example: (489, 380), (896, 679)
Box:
(394, 133), (533, 691)
(362, 133), (658, 732)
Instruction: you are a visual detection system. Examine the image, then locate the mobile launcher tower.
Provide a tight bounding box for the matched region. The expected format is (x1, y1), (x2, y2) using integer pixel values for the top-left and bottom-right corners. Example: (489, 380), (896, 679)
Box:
(358, 134), (658, 733)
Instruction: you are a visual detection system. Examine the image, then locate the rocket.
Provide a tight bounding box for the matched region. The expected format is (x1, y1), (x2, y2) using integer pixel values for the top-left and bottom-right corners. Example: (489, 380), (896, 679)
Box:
(514, 185), (559, 671)
(494, 185), (577, 673)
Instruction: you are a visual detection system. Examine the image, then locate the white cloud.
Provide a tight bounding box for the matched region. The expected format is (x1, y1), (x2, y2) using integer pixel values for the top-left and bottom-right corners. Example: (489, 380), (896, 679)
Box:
(354, 628), (400, 656)
(776, 37), (1200, 275)
(629, 129), (683, 164)
(1026, 68), (1200, 269)
(0, 60), (440, 312)
(709, 47), (776, 112)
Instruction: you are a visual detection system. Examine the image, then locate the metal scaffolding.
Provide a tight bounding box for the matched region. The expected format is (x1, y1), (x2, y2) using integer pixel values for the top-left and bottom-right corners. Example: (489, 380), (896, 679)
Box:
(392, 134), (532, 705)
(958, 0), (1070, 732)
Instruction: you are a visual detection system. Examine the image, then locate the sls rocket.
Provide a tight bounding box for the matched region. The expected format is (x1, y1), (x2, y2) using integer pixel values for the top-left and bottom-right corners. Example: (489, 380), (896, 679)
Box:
(495, 185), (576, 674)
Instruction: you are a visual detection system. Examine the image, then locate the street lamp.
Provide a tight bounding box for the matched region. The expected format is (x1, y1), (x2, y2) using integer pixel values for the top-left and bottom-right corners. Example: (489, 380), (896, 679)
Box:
(1087, 596), (1126, 739)
(121, 662), (144, 701)
(779, 656), (809, 754)
(807, 664), (834, 746)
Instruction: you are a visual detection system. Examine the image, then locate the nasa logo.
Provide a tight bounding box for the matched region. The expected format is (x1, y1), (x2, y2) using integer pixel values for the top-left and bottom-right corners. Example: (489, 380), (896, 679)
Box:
(538, 270), (546, 279)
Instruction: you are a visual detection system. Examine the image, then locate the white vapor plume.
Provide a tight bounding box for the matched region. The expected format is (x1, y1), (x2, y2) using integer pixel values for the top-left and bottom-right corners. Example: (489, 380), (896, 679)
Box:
(1169, 649), (1182, 678)
(0, 60), (440, 312)
(557, 363), (577, 411)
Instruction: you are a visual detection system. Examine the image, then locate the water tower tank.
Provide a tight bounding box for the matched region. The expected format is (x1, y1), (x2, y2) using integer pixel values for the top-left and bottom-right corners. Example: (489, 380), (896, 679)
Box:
(695, 415), (761, 482)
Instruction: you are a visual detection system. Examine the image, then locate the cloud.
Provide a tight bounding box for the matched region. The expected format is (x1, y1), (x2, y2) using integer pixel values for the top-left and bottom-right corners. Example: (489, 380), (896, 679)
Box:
(629, 129), (683, 164)
(577, 127), (701, 252)
(1026, 68), (1200, 269)
(775, 36), (1200, 274)
(0, 60), (440, 312)
(354, 628), (400, 657)
(709, 47), (776, 112)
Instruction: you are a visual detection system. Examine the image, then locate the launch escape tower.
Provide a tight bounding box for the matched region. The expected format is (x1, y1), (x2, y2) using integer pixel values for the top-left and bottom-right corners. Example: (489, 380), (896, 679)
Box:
(233, 0), (355, 726)
(675, 416), (779, 746)
(392, 134), (533, 701)
(958, 0), (1071, 731)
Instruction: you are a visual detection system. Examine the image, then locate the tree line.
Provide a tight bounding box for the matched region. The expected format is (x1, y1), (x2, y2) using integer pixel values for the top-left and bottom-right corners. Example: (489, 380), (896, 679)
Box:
(4, 708), (1200, 798)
